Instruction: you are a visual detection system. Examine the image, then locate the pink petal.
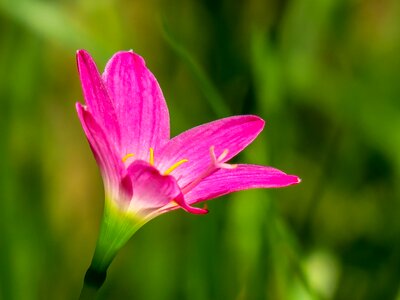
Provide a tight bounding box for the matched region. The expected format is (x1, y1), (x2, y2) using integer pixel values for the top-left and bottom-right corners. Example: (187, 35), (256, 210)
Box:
(123, 161), (179, 213)
(76, 50), (120, 147)
(76, 103), (124, 191)
(184, 164), (301, 204)
(157, 115), (265, 187)
(122, 161), (206, 215)
(102, 51), (170, 160)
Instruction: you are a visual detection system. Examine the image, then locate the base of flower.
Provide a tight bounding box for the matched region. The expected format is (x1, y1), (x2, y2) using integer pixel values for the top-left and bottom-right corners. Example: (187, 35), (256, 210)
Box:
(78, 197), (149, 298)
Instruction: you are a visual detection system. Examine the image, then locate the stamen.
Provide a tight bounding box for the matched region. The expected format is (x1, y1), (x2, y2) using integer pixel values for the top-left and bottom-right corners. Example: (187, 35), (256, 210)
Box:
(149, 148), (154, 165)
(164, 159), (189, 175)
(122, 153), (135, 162)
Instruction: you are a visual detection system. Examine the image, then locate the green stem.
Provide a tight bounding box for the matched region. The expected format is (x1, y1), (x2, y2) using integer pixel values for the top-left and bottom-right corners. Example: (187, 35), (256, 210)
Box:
(79, 265), (107, 300)
(78, 199), (148, 299)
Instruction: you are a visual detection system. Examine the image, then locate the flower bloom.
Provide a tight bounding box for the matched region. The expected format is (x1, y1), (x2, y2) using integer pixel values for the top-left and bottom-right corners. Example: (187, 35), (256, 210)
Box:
(76, 50), (300, 272)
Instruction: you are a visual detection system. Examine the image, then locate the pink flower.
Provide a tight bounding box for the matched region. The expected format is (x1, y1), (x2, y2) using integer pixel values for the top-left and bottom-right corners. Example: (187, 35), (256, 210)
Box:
(76, 50), (300, 272)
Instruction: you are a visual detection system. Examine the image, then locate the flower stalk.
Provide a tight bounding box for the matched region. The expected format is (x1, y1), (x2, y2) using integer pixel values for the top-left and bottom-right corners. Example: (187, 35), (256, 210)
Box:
(80, 198), (148, 297)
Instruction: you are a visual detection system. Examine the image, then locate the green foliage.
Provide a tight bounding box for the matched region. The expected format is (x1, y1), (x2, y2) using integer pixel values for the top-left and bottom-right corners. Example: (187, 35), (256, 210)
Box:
(1, 0), (399, 299)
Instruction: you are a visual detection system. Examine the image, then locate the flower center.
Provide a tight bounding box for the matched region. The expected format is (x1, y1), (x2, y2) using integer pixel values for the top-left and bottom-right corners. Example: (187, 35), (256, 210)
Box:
(121, 149), (189, 175)
(121, 146), (236, 214)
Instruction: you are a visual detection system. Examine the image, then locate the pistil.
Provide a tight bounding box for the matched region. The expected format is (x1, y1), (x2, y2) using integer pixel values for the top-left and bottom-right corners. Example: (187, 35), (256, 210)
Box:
(181, 146), (236, 194)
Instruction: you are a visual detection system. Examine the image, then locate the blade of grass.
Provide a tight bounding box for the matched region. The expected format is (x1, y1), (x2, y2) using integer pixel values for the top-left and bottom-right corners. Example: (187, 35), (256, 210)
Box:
(0, 0), (108, 55)
(161, 18), (231, 118)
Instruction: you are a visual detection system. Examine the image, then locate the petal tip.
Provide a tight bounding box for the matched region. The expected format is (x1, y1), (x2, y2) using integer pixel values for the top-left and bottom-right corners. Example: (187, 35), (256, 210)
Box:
(246, 115), (265, 131)
(104, 50), (147, 77)
(75, 102), (88, 114)
(256, 116), (266, 129)
(289, 175), (301, 185)
(76, 49), (91, 62)
(111, 50), (144, 62)
(75, 101), (82, 111)
(76, 49), (97, 77)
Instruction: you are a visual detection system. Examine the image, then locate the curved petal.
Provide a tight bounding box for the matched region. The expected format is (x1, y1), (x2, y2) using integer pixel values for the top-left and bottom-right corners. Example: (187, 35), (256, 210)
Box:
(76, 50), (120, 146)
(122, 160), (180, 215)
(122, 160), (207, 216)
(184, 164), (301, 205)
(102, 51), (170, 160)
(157, 115), (265, 187)
(76, 103), (124, 192)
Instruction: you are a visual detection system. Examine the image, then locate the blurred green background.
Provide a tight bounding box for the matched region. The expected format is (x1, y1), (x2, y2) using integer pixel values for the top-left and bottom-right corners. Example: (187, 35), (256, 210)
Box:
(1, 0), (400, 299)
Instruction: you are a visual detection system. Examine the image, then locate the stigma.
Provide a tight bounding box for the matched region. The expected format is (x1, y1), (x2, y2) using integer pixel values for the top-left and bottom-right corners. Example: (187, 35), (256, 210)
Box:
(181, 146), (236, 194)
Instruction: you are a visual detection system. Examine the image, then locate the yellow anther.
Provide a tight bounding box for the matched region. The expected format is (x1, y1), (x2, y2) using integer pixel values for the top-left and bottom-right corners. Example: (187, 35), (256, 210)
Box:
(122, 153), (135, 162)
(149, 148), (154, 165)
(164, 159), (189, 175)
